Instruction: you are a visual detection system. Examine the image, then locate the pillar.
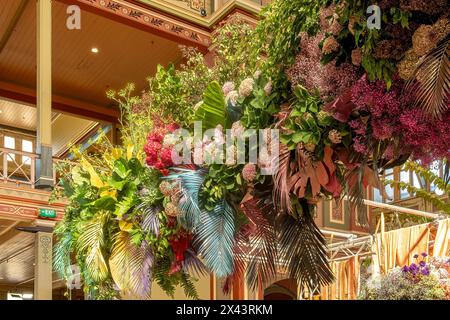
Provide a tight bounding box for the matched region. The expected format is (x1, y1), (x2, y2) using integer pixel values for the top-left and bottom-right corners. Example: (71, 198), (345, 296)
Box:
(34, 231), (53, 300)
(35, 0), (53, 189)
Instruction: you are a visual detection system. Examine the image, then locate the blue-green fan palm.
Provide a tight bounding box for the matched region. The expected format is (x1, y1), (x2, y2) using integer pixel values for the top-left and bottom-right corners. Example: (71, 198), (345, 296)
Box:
(195, 199), (235, 278)
(165, 168), (235, 277)
(165, 168), (206, 231)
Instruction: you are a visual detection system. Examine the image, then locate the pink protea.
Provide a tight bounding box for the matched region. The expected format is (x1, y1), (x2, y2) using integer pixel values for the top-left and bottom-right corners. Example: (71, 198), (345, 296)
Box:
(328, 130), (342, 144)
(165, 202), (179, 217)
(242, 163), (257, 182)
(159, 180), (175, 197)
(222, 81), (235, 95)
(322, 36), (340, 54)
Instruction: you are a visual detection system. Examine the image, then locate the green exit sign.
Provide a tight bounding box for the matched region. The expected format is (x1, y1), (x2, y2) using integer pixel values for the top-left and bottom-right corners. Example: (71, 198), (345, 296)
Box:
(38, 208), (57, 219)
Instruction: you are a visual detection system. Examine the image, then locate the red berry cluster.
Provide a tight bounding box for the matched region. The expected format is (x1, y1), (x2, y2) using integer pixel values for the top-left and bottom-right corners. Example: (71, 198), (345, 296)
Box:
(144, 123), (179, 175)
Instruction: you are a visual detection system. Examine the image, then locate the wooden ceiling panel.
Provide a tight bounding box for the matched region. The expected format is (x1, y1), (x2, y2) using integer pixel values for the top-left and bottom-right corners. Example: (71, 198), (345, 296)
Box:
(52, 113), (98, 157)
(0, 1), (23, 39)
(0, 231), (34, 285)
(0, 1), (183, 108)
(0, 98), (36, 131)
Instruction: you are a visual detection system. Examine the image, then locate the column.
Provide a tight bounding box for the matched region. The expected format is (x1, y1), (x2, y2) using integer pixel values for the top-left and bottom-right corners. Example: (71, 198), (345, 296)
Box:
(35, 0), (53, 189)
(34, 230), (53, 300)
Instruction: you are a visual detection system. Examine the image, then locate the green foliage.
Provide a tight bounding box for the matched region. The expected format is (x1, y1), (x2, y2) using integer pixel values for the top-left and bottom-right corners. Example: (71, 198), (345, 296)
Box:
(149, 64), (196, 127)
(107, 83), (150, 151)
(332, 0), (411, 86)
(194, 81), (230, 130)
(255, 0), (326, 85)
(211, 17), (260, 85)
(385, 161), (450, 214)
(280, 86), (350, 151)
(239, 76), (279, 129)
(153, 256), (199, 299)
(53, 153), (194, 299)
(200, 164), (245, 211)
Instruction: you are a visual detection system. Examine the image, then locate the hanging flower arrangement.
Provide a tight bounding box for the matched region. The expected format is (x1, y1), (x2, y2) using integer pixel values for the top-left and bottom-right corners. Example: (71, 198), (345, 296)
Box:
(52, 0), (449, 300)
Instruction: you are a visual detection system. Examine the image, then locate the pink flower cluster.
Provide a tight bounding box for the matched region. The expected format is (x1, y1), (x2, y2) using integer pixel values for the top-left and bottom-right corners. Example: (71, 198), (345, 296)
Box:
(349, 75), (450, 164)
(287, 32), (358, 102)
(144, 123), (180, 175)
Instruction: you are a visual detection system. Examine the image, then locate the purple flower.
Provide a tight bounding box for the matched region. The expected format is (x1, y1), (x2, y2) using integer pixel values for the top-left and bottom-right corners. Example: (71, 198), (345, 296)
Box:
(421, 267), (430, 276)
(421, 252), (428, 257)
(419, 261), (426, 267)
(409, 263), (418, 270)
(402, 265), (410, 273)
(413, 254), (419, 259)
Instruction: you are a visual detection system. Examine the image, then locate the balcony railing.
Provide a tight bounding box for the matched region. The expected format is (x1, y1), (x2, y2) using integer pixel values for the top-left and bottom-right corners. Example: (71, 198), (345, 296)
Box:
(0, 147), (37, 187)
(0, 147), (71, 190)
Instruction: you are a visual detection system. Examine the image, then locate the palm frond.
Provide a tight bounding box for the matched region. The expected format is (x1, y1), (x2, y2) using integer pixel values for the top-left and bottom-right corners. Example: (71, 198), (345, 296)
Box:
(183, 248), (208, 277)
(76, 212), (109, 282)
(139, 204), (161, 237)
(53, 230), (74, 280)
(242, 199), (278, 291)
(223, 223), (250, 295)
(165, 168), (206, 231)
(406, 36), (450, 119)
(277, 202), (333, 290)
(273, 144), (292, 213)
(194, 199), (235, 278)
(109, 231), (154, 299)
(344, 164), (367, 225)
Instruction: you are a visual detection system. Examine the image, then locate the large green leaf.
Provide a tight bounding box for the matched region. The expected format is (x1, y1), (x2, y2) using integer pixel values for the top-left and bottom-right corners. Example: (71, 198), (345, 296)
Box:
(194, 81), (229, 130)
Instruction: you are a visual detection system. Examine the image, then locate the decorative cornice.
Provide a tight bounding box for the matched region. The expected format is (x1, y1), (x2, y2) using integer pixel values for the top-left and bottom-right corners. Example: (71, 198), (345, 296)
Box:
(58, 0), (261, 51)
(61, 0), (213, 48)
(135, 0), (261, 28)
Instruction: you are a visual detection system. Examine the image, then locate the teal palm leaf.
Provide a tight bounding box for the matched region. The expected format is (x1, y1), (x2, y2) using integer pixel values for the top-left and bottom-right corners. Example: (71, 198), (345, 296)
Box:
(165, 168), (206, 231)
(195, 199), (235, 278)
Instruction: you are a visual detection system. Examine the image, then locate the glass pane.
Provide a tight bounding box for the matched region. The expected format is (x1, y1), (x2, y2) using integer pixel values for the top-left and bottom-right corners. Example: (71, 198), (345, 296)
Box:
(22, 140), (33, 152)
(4, 136), (15, 162)
(373, 188), (382, 202)
(385, 184), (394, 202)
(22, 156), (31, 165)
(400, 171), (410, 199)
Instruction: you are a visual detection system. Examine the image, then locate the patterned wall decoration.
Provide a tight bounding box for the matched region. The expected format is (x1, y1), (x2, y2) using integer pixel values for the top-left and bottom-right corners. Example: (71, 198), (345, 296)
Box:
(0, 199), (64, 221)
(74, 0), (212, 48)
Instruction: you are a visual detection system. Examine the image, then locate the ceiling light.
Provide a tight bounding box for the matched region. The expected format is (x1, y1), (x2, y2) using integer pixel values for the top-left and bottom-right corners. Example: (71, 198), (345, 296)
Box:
(91, 47), (99, 54)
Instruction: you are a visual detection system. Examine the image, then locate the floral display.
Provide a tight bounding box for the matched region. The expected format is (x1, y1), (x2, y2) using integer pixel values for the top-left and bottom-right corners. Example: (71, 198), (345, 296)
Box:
(52, 0), (449, 300)
(359, 253), (449, 300)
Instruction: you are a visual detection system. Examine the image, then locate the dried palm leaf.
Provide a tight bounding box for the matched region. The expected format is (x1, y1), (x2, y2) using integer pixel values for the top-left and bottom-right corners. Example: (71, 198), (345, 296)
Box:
(241, 199), (278, 291)
(273, 144), (292, 213)
(277, 200), (334, 290)
(406, 36), (450, 119)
